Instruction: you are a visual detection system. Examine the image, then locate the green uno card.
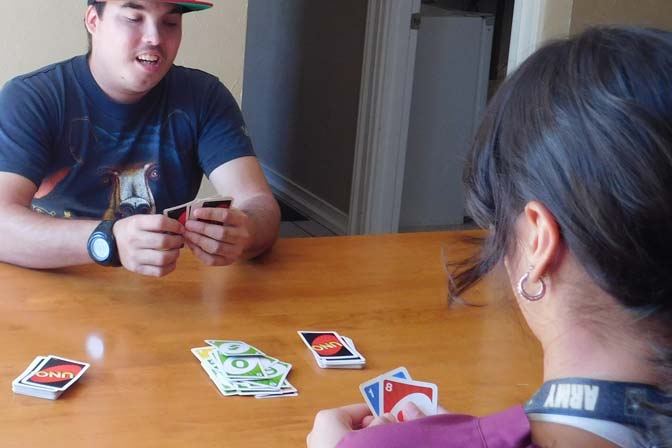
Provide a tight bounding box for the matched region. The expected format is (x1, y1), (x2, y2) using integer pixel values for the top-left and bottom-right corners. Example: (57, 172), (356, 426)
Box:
(217, 353), (265, 378)
(206, 340), (265, 357)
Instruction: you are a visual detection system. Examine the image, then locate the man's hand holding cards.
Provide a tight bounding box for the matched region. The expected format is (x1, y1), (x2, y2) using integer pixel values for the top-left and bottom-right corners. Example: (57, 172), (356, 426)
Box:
(163, 195), (233, 226)
(163, 195), (252, 266)
(359, 367), (438, 421)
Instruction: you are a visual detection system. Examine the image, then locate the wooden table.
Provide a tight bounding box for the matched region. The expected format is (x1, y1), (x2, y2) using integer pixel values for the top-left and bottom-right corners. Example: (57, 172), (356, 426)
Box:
(0, 231), (542, 448)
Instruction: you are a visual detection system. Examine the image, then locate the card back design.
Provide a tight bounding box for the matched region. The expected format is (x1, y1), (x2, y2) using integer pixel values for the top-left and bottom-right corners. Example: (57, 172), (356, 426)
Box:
(297, 331), (357, 359)
(18, 355), (90, 392)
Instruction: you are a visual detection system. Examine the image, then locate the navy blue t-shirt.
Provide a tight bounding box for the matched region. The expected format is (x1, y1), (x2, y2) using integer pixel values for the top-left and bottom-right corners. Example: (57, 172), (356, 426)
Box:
(0, 55), (254, 219)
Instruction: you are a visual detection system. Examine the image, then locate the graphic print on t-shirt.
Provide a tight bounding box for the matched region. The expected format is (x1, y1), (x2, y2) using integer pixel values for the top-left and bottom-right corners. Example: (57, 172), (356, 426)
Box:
(31, 112), (199, 220)
(97, 161), (159, 219)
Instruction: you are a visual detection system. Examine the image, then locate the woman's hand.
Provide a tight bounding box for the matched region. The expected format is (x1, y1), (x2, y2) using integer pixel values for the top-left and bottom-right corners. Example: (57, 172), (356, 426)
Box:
(307, 402), (450, 447)
(395, 401), (450, 421)
(307, 404), (397, 448)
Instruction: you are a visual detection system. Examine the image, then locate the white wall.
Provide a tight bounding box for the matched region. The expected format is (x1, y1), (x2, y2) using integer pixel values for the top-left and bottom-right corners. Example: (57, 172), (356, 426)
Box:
(0, 2), (85, 84)
(0, 0), (249, 197)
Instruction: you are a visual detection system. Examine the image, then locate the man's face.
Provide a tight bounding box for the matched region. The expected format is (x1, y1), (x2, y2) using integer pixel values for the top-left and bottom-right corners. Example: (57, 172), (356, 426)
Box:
(87, 0), (183, 103)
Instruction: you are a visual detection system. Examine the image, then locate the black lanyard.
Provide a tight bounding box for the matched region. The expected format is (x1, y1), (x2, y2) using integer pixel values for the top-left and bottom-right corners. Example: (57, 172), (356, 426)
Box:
(524, 377), (669, 428)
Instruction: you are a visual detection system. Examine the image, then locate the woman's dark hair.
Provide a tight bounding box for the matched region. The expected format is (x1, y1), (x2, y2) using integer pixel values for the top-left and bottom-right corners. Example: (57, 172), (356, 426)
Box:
(451, 27), (672, 445)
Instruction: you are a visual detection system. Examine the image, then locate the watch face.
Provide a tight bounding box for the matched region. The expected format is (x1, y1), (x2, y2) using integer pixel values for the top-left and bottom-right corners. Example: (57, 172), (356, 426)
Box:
(90, 236), (111, 261)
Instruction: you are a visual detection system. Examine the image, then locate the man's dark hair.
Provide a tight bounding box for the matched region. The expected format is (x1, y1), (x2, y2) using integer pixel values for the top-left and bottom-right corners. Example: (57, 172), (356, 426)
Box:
(86, 2), (106, 55)
(450, 26), (672, 445)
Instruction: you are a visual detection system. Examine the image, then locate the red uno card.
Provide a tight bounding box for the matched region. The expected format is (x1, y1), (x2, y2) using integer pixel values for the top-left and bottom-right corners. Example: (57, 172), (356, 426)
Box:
(381, 377), (438, 420)
(359, 367), (411, 417)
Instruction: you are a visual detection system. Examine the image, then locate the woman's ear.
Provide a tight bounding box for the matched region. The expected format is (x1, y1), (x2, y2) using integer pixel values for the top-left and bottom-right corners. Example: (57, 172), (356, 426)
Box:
(84, 5), (100, 35)
(521, 201), (561, 282)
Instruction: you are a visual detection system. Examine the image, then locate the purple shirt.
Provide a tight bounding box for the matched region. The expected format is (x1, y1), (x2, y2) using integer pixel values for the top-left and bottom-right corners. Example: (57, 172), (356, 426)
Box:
(338, 406), (536, 448)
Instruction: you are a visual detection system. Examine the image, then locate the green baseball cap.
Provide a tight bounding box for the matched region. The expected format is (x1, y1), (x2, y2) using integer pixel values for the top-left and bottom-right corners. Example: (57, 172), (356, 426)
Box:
(87, 0), (214, 13)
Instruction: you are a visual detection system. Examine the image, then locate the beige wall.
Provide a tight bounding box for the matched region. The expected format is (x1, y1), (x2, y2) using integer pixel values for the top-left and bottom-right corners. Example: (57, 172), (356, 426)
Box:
(541, 0), (573, 41)
(510, 0), (672, 74)
(0, 1), (248, 103)
(571, 0), (672, 33)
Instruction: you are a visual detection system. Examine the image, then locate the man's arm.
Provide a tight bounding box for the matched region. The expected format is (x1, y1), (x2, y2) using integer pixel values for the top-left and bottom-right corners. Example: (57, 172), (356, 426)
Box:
(183, 156), (280, 265)
(0, 172), (186, 276)
(0, 172), (98, 268)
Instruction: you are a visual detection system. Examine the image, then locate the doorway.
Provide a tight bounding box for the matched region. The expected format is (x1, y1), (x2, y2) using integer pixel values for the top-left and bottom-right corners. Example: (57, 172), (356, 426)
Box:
(242, 0), (368, 235)
(243, 0), (552, 236)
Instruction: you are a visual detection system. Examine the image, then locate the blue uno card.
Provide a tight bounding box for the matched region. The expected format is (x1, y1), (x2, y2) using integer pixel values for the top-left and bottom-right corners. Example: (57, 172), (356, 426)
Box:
(359, 367), (410, 416)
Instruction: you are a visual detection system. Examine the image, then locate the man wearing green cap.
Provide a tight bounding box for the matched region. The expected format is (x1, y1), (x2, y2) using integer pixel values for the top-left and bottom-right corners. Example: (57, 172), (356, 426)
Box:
(0, 1), (280, 277)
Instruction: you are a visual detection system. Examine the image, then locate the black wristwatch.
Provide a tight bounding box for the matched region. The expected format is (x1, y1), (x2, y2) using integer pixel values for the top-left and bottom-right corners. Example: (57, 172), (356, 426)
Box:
(87, 220), (122, 267)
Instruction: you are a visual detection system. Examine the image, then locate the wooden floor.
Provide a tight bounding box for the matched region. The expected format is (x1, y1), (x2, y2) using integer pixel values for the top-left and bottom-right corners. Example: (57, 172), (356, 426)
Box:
(277, 200), (479, 238)
(277, 199), (336, 238)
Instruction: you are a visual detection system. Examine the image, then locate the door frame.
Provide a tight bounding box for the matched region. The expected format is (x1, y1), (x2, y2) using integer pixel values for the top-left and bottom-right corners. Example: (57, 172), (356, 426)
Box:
(347, 0), (573, 235)
(347, 0), (421, 235)
(508, 0), (573, 73)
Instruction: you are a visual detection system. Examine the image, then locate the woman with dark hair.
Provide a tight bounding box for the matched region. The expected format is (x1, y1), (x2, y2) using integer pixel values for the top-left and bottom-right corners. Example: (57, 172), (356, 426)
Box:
(307, 26), (672, 448)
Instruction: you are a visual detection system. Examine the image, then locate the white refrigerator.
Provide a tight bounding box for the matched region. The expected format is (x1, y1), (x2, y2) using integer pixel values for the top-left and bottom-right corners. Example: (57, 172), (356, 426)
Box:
(399, 5), (494, 230)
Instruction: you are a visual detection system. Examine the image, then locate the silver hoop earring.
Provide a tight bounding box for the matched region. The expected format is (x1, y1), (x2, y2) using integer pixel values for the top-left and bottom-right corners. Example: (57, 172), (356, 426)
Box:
(517, 271), (546, 301)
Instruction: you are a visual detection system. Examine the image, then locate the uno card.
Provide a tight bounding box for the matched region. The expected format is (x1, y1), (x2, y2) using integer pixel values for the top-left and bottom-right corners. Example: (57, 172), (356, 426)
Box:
(255, 380), (299, 399)
(163, 203), (190, 225)
(13, 356), (46, 381)
(206, 340), (265, 357)
(215, 353), (266, 379)
(189, 196), (232, 222)
(18, 355), (90, 392)
(12, 356), (48, 390)
(381, 377), (438, 421)
(258, 357), (292, 388)
(341, 336), (358, 353)
(200, 362), (239, 396)
(297, 331), (359, 360)
(191, 339), (296, 399)
(190, 346), (215, 363)
(359, 367), (410, 417)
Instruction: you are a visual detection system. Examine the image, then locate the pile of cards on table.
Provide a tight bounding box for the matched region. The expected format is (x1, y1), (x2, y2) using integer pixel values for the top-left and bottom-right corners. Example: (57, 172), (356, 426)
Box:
(12, 355), (90, 400)
(191, 340), (297, 399)
(163, 195), (233, 225)
(360, 367), (438, 420)
(297, 330), (366, 369)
